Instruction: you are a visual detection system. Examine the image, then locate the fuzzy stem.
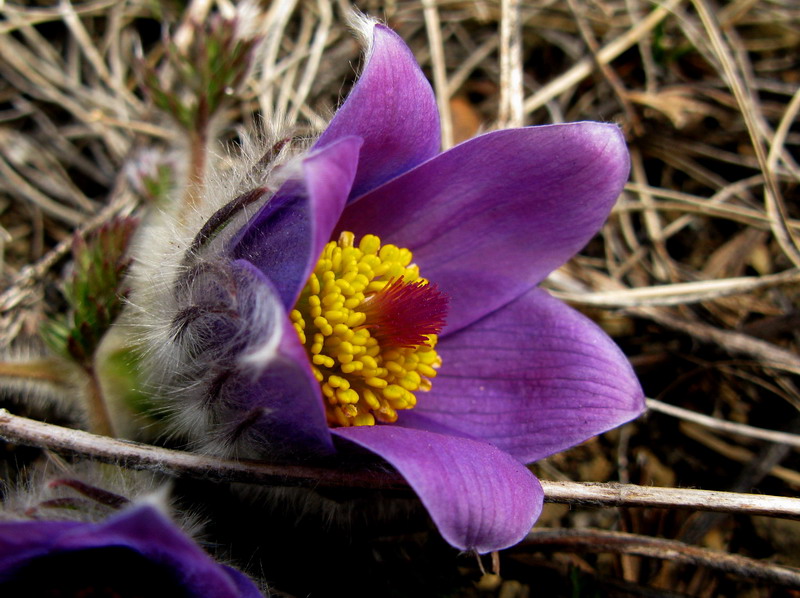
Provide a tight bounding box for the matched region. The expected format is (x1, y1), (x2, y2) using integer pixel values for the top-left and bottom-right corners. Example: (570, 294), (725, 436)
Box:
(180, 91), (211, 221)
(181, 126), (208, 220)
(82, 364), (115, 437)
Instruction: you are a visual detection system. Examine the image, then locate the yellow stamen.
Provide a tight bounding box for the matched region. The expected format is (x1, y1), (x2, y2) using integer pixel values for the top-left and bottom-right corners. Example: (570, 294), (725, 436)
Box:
(291, 232), (445, 427)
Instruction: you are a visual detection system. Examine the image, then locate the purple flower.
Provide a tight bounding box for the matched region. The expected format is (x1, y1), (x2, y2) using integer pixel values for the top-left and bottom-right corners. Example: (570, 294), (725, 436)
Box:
(161, 23), (645, 553)
(0, 504), (264, 597)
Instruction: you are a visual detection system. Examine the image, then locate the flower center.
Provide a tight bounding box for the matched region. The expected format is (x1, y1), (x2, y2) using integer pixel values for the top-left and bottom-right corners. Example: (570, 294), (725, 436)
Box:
(291, 231), (448, 427)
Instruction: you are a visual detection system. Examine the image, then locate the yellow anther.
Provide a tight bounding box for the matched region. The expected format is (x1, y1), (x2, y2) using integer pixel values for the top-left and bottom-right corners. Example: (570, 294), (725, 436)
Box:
(399, 371), (421, 390)
(324, 310), (345, 323)
(333, 407), (349, 427)
(385, 361), (404, 375)
(328, 375), (348, 389)
(417, 364), (438, 378)
(291, 231), (444, 428)
(336, 388), (359, 404)
(308, 296), (322, 318)
(362, 388), (381, 410)
(354, 413), (375, 426)
(347, 312), (366, 327)
(377, 404), (398, 423)
(332, 324), (351, 338)
(359, 235), (381, 254)
(360, 355), (378, 370)
(312, 354), (335, 368)
(311, 333), (324, 355)
(383, 384), (406, 400)
(313, 316), (333, 336)
(308, 274), (320, 295)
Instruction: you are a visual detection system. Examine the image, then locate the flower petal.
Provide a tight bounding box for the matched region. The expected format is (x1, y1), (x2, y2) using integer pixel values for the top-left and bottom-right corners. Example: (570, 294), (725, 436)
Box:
(412, 288), (645, 463)
(230, 136), (362, 307)
(332, 426), (543, 553)
(315, 24), (440, 199)
(337, 123), (630, 333)
(0, 505), (263, 597)
(0, 521), (79, 573)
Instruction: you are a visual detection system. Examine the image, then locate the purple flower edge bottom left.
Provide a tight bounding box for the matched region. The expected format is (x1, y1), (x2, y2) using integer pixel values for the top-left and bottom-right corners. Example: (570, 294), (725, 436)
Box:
(0, 504), (264, 598)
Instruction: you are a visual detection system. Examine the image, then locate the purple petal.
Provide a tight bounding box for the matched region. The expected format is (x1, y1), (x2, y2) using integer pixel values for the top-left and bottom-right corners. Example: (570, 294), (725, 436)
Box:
(337, 123), (630, 333)
(315, 24), (440, 199)
(333, 426), (543, 553)
(0, 521), (80, 572)
(411, 288), (644, 464)
(230, 136), (362, 308)
(215, 260), (334, 458)
(0, 505), (263, 597)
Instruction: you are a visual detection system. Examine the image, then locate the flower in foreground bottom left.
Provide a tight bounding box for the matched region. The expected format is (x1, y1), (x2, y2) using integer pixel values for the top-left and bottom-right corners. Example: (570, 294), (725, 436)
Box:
(0, 472), (264, 598)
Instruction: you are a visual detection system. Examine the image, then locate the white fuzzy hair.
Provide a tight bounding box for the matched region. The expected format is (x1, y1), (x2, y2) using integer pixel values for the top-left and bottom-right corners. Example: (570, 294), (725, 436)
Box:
(121, 123), (309, 458)
(0, 460), (174, 523)
(347, 10), (379, 54)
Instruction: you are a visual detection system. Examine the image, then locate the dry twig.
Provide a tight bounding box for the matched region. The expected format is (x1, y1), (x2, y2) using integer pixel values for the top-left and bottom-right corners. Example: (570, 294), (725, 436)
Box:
(2, 410), (800, 521)
(524, 528), (800, 587)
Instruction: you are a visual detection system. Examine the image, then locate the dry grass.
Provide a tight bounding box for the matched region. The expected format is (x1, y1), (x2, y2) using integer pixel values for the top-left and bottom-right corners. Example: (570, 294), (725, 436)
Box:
(1, 0), (799, 596)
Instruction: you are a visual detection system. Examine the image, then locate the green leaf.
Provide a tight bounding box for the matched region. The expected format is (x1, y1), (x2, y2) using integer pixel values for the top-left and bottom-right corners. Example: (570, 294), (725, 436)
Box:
(42, 218), (138, 367)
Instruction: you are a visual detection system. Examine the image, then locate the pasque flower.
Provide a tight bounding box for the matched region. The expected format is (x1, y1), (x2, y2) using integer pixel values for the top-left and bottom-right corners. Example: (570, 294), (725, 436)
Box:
(140, 21), (645, 553)
(0, 504), (264, 597)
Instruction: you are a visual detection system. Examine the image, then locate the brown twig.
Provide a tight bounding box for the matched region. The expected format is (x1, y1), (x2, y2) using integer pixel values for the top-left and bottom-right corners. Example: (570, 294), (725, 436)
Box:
(523, 0), (684, 115)
(523, 528), (800, 587)
(550, 269), (800, 308)
(422, 0), (452, 149)
(497, 0), (523, 128)
(631, 307), (800, 376)
(647, 398), (800, 448)
(2, 410), (800, 520)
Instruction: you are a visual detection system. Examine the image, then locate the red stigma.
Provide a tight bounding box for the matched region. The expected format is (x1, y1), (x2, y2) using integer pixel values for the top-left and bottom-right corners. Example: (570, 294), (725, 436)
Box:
(359, 277), (449, 348)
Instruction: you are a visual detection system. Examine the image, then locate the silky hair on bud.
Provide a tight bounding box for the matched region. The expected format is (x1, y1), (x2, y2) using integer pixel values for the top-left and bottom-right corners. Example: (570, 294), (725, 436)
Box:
(2, 462), (160, 522)
(120, 127), (308, 457)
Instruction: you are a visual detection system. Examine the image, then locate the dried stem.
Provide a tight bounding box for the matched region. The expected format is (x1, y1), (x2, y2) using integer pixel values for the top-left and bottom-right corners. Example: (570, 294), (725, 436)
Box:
(647, 398), (800, 448)
(498, 0), (523, 128)
(550, 269), (800, 308)
(691, 0), (800, 269)
(631, 307), (800, 376)
(2, 410), (800, 520)
(422, 0), (452, 149)
(523, 528), (800, 587)
(523, 0), (684, 115)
